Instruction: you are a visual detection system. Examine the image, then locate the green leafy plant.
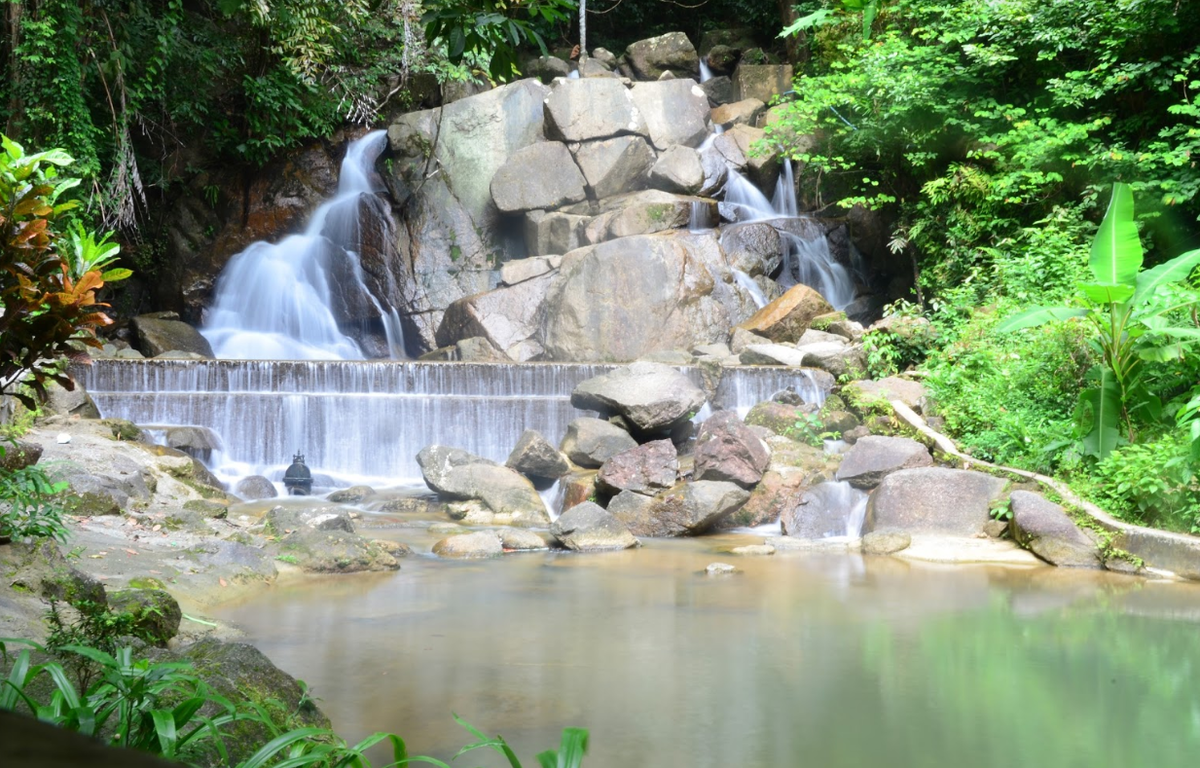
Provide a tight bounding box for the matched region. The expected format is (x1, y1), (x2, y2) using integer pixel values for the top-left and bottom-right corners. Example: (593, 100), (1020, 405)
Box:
(422, 0), (576, 82)
(997, 183), (1200, 459)
(0, 448), (69, 542)
(787, 412), (836, 446)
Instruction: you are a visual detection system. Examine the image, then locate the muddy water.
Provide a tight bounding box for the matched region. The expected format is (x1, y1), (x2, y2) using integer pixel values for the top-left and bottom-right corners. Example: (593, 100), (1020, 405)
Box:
(214, 536), (1200, 768)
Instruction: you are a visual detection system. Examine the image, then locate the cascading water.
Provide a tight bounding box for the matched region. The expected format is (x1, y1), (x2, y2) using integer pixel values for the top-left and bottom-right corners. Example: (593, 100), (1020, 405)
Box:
(201, 130), (405, 360)
(732, 269), (768, 309)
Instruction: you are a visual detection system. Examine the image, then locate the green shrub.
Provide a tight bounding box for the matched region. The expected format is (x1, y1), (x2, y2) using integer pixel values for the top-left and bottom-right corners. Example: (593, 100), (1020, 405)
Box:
(1091, 435), (1200, 533)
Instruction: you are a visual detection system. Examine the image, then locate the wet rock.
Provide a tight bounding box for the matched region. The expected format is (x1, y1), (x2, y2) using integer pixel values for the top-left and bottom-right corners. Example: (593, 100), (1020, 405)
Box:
(732, 64), (793, 103)
(432, 530), (504, 558)
(622, 481), (750, 537)
(571, 362), (707, 433)
(550, 502), (639, 551)
(720, 222), (783, 276)
(1009, 490), (1102, 568)
(234, 475), (277, 500)
(107, 588), (182, 646)
(572, 136), (655, 199)
(561, 470), (599, 512)
(699, 76), (734, 106)
(507, 429), (571, 480)
(862, 529), (912, 555)
(416, 446), (550, 525)
(559, 418), (638, 468)
(326, 485), (377, 503)
(648, 146), (704, 194)
(693, 411), (771, 488)
(277, 528), (400, 571)
(629, 80), (710, 150)
(265, 506), (355, 534)
(490, 142), (588, 213)
(867, 468), (1010, 536)
(730, 544), (775, 556)
(625, 32), (700, 80)
(712, 124), (779, 188)
(500, 528), (549, 551)
(597, 439), (679, 495)
(780, 481), (865, 539)
(698, 140), (731, 195)
(543, 78), (647, 142)
(131, 315), (214, 358)
(843, 376), (928, 413)
(736, 283), (834, 343)
(835, 436), (933, 489)
(712, 98), (765, 129)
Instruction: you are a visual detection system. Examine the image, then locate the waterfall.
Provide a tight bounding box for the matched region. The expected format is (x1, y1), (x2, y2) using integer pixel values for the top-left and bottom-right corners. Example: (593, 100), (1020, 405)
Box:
(771, 159), (798, 217)
(722, 169), (776, 222)
(732, 269), (767, 309)
(76, 360), (830, 490)
(699, 59), (713, 83)
(201, 130), (403, 361)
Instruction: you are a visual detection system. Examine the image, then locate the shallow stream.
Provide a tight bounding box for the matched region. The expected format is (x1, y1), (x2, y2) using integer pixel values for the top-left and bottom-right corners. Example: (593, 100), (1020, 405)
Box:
(214, 534), (1200, 767)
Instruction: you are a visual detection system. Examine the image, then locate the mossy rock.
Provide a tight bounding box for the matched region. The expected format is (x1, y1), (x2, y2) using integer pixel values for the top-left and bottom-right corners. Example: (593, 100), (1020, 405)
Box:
(183, 498), (229, 518)
(3, 539), (107, 607)
(277, 529), (400, 573)
(809, 311), (847, 332)
(127, 576), (168, 590)
(59, 491), (122, 517)
(108, 588), (182, 647)
(162, 510), (210, 532)
(103, 418), (145, 442)
(744, 401), (810, 436)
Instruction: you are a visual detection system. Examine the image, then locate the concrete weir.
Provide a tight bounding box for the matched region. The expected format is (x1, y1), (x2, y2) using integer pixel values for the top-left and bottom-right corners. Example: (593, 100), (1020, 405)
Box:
(75, 359), (827, 487)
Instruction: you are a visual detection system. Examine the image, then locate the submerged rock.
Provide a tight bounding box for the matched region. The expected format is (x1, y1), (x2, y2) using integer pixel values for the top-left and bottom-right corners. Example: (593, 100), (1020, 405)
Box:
(550, 502), (639, 551)
(416, 446), (550, 526)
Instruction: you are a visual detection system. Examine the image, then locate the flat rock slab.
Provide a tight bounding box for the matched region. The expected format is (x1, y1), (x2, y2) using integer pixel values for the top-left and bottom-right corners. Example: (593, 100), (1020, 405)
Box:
(1010, 490), (1102, 568)
(867, 467), (1010, 536)
(895, 535), (1044, 567)
(835, 435), (933, 489)
(543, 78), (647, 142)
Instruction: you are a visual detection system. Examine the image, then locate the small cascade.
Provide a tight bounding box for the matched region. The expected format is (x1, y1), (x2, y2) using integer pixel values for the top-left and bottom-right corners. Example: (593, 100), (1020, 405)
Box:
(777, 230), (857, 311)
(538, 480), (565, 522)
(771, 159), (798, 217)
(202, 130), (403, 360)
(688, 201), (715, 232)
(77, 360), (829, 490)
(802, 481), (870, 540)
(699, 60), (713, 82)
(722, 169), (776, 222)
(732, 269), (768, 309)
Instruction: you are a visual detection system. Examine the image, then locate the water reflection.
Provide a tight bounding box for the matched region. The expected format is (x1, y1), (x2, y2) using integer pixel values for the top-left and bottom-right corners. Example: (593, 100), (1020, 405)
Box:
(214, 539), (1200, 768)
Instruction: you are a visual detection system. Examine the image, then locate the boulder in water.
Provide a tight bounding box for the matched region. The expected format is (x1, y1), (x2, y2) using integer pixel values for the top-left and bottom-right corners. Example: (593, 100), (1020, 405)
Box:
(559, 418), (638, 468)
(625, 32), (700, 80)
(1009, 490), (1102, 568)
(506, 429), (571, 480)
(866, 468), (1010, 536)
(736, 284), (834, 343)
(693, 411), (771, 488)
(571, 362), (707, 433)
(432, 530), (504, 559)
(416, 446), (550, 525)
(551, 501), (639, 551)
(780, 481), (866, 539)
(490, 142), (589, 213)
(543, 78), (648, 142)
(835, 436), (933, 489)
(862, 529), (912, 555)
(712, 124), (779, 189)
(596, 439), (679, 495)
(234, 476), (277, 500)
(636, 481), (751, 536)
(629, 80), (711, 150)
(720, 222), (783, 276)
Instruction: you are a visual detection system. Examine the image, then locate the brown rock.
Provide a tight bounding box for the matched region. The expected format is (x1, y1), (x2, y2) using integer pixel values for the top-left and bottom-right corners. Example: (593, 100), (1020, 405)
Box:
(736, 284), (834, 343)
(693, 411), (771, 488)
(597, 439), (679, 495)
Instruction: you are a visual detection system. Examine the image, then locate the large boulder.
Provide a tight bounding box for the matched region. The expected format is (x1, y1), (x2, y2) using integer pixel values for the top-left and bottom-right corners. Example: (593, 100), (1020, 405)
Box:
(1009, 490), (1102, 568)
(693, 411), (771, 488)
(234, 475), (277, 500)
(616, 480), (750, 537)
(551, 502), (639, 551)
(506, 429), (571, 480)
(560, 418), (639, 468)
(866, 468), (1010, 536)
(490, 142), (588, 213)
(416, 446), (550, 525)
(720, 222), (783, 276)
(712, 124), (779, 188)
(793, 341), (867, 379)
(541, 231), (748, 361)
(736, 283), (834, 343)
(732, 64), (794, 103)
(781, 481), (867, 539)
(578, 190), (712, 242)
(543, 78), (647, 142)
(572, 136), (655, 199)
(648, 146), (705, 194)
(721, 469), (807, 529)
(385, 79), (550, 348)
(596, 439), (679, 495)
(276, 528), (401, 572)
(434, 271), (555, 361)
(835, 436), (933, 489)
(107, 588), (182, 646)
(625, 32), (700, 80)
(131, 315), (214, 358)
(571, 362), (707, 433)
(712, 98), (766, 130)
(629, 80), (711, 150)
(525, 211), (590, 256)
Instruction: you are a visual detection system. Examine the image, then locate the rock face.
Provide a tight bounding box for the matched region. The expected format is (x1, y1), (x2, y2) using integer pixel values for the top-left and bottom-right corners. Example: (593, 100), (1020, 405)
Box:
(625, 32), (700, 80)
(542, 232), (749, 361)
(615, 481), (750, 537)
(416, 446), (550, 525)
(506, 429), (570, 480)
(131, 315), (214, 358)
(648, 146), (704, 194)
(571, 362), (707, 433)
(551, 502), (640, 551)
(736, 283), (834, 343)
(835, 436), (933, 489)
(596, 439), (679, 495)
(693, 411), (771, 488)
(490, 142), (589, 213)
(560, 418), (639, 468)
(733, 64), (794, 103)
(543, 78), (647, 142)
(1009, 490), (1102, 568)
(867, 468), (1010, 536)
(780, 482), (865, 539)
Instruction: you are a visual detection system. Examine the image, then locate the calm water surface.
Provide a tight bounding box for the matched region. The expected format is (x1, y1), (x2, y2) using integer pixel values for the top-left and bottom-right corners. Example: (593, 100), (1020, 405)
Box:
(214, 534), (1200, 767)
